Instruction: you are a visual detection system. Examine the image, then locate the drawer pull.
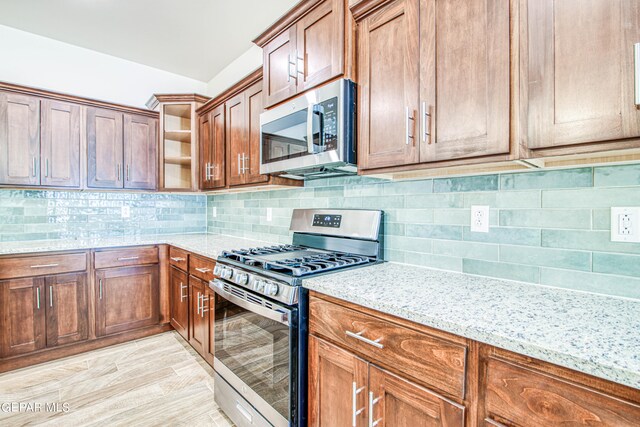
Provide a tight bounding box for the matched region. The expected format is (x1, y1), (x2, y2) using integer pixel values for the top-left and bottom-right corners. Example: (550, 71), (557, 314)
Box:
(30, 263), (59, 268)
(195, 267), (211, 273)
(352, 382), (365, 427)
(117, 256), (139, 261)
(346, 330), (384, 349)
(170, 257), (185, 262)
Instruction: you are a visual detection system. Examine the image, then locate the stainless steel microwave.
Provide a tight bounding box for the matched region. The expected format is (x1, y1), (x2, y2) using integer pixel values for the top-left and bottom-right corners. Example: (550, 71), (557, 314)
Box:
(259, 79), (356, 179)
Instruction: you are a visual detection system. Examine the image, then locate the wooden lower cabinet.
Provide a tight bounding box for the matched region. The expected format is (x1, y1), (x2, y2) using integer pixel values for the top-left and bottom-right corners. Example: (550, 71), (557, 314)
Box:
(95, 265), (159, 337)
(169, 266), (189, 340)
(204, 287), (215, 365)
(45, 272), (88, 347)
(188, 274), (209, 357)
(0, 277), (46, 357)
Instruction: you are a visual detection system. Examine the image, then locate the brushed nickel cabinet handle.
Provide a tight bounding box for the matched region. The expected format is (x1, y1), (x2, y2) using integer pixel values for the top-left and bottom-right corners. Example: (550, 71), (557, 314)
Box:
(126, 164), (130, 181)
(196, 291), (201, 315)
(49, 286), (53, 307)
(352, 382), (365, 427)
(32, 157), (37, 177)
(421, 102), (431, 144)
(195, 267), (211, 273)
(36, 287), (40, 310)
(170, 257), (185, 262)
(635, 43), (640, 105)
(368, 392), (382, 427)
(287, 54), (298, 82)
(30, 263), (59, 268)
(99, 279), (103, 300)
(405, 107), (414, 146)
(45, 158), (49, 178)
(180, 283), (188, 302)
(117, 256), (139, 261)
(346, 330), (384, 349)
(200, 295), (209, 317)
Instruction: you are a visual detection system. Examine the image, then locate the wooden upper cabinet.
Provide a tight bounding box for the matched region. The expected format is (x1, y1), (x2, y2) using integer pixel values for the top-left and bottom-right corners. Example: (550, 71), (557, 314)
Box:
(0, 277), (46, 357)
(257, 0), (347, 108)
(226, 91), (248, 186)
(200, 104), (226, 190)
(0, 92), (40, 186)
(87, 107), (123, 189)
(263, 28), (298, 108)
(420, 0), (510, 162)
(40, 100), (81, 188)
(357, 0), (420, 169)
(45, 273), (88, 347)
(295, 0), (345, 93)
(524, 0), (640, 150)
(245, 81), (268, 184)
(124, 113), (157, 190)
(309, 335), (369, 427)
(369, 365), (465, 427)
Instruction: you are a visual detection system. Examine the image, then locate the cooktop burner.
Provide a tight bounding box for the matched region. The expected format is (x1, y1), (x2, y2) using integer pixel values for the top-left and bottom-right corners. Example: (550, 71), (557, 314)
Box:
(220, 244), (374, 277)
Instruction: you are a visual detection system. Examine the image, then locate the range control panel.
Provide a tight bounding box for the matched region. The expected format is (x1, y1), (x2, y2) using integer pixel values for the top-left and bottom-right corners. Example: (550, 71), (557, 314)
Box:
(312, 214), (342, 228)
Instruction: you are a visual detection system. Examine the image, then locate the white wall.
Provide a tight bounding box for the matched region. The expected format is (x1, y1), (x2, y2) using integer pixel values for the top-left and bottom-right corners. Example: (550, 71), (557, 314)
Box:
(0, 25), (207, 108)
(206, 45), (263, 98)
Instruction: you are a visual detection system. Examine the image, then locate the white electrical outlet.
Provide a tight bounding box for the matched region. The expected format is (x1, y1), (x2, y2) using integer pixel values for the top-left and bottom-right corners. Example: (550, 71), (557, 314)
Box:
(121, 206), (130, 219)
(470, 205), (490, 233)
(611, 207), (640, 242)
(266, 207), (273, 222)
(211, 206), (217, 218)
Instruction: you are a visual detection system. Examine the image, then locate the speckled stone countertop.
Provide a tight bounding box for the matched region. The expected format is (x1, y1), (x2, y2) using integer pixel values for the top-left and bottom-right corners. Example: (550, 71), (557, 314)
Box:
(303, 262), (640, 389)
(0, 233), (273, 260)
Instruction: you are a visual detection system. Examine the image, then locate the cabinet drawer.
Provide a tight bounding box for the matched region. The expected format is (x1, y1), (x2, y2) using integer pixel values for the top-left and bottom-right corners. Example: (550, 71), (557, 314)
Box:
(94, 246), (158, 269)
(485, 357), (640, 427)
(0, 252), (87, 280)
(189, 255), (215, 282)
(310, 297), (467, 399)
(169, 247), (189, 271)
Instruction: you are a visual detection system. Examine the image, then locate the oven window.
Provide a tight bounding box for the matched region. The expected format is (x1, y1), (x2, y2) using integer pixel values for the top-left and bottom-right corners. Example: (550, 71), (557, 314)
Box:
(215, 295), (294, 420)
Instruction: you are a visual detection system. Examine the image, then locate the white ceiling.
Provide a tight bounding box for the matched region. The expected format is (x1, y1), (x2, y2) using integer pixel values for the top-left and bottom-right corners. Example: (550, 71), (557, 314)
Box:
(0, 0), (299, 82)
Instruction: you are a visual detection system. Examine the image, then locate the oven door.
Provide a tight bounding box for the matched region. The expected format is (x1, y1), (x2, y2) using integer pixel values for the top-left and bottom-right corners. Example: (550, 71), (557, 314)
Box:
(212, 279), (296, 427)
(260, 79), (350, 175)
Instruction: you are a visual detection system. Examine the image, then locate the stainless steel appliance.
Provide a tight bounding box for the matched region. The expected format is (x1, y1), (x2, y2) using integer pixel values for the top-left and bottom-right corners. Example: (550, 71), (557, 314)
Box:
(259, 79), (356, 180)
(211, 209), (383, 427)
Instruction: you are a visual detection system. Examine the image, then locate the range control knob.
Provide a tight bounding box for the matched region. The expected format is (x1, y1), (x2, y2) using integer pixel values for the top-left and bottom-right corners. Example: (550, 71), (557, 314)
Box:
(234, 272), (248, 285)
(264, 283), (279, 296)
(220, 267), (233, 280)
(213, 265), (222, 276)
(253, 280), (266, 292)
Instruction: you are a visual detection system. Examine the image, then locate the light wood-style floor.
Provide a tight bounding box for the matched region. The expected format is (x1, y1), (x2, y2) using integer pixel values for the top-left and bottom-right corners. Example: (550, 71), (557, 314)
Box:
(0, 332), (234, 426)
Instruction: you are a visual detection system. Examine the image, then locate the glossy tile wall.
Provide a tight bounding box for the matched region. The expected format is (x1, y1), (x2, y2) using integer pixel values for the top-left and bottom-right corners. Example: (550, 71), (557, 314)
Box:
(0, 190), (206, 242)
(207, 164), (640, 299)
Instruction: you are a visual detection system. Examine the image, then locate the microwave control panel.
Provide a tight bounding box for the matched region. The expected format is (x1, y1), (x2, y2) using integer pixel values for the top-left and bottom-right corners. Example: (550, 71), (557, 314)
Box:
(318, 97), (338, 149)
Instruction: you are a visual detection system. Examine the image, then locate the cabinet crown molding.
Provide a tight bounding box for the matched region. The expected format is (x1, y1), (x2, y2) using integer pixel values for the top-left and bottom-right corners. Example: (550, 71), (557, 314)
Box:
(252, 0), (324, 47)
(196, 68), (262, 115)
(145, 93), (211, 110)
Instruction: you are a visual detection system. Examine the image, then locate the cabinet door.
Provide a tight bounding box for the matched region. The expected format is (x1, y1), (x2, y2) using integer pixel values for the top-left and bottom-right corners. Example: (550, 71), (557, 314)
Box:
(87, 107), (123, 189)
(124, 114), (157, 190)
(525, 0), (640, 149)
(226, 92), (247, 186)
(169, 266), (189, 340)
(199, 105), (226, 190)
(245, 80), (269, 185)
(0, 277), (45, 357)
(357, 0), (420, 170)
(40, 99), (81, 187)
(309, 335), (369, 427)
(45, 273), (88, 347)
(296, 0), (344, 93)
(0, 92), (40, 185)
(204, 287), (215, 366)
(420, 0), (509, 162)
(369, 365), (465, 427)
(263, 27), (298, 108)
(95, 265), (159, 337)
(188, 275), (208, 357)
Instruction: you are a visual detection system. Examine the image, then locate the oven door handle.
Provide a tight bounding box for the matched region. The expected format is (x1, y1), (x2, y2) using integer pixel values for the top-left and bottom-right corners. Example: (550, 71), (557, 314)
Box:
(211, 280), (292, 326)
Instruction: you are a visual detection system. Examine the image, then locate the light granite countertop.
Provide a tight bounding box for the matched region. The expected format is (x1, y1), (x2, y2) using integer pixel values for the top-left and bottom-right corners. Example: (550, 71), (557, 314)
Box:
(0, 233), (273, 260)
(303, 262), (640, 390)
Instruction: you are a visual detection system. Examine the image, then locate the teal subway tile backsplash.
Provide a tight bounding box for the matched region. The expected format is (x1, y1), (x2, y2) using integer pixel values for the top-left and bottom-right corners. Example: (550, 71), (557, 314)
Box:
(0, 190), (206, 241)
(207, 165), (640, 299)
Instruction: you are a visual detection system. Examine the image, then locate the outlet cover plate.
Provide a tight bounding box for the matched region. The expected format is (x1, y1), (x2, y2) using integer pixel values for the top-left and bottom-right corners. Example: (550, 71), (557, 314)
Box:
(266, 207), (273, 222)
(611, 207), (640, 242)
(470, 205), (490, 233)
(121, 206), (130, 219)
(211, 207), (217, 218)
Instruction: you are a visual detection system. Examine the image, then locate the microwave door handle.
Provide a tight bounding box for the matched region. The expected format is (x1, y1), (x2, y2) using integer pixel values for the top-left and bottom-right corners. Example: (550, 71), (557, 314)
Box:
(306, 104), (315, 154)
(316, 106), (325, 149)
(211, 280), (291, 326)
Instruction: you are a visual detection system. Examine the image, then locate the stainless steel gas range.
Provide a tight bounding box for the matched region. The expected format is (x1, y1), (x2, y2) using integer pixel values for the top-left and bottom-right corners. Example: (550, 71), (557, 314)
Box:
(210, 209), (383, 427)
